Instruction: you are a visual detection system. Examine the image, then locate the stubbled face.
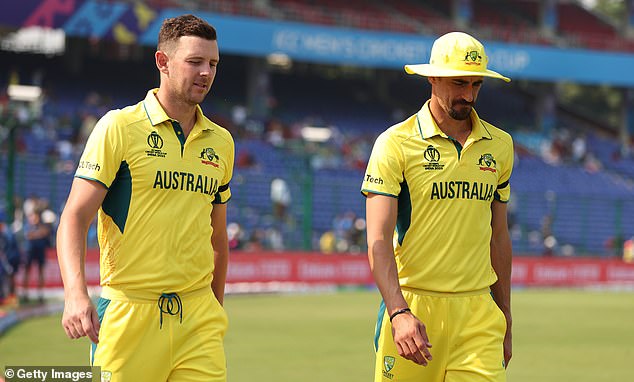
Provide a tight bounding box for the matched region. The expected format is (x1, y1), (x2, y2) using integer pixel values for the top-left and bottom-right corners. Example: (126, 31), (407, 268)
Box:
(160, 35), (219, 106)
(430, 76), (483, 121)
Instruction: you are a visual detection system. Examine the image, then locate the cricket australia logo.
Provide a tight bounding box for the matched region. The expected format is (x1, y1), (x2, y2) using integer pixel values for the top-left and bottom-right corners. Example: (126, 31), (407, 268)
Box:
(101, 370), (112, 382)
(146, 131), (167, 158)
(478, 153), (497, 173)
(464, 50), (482, 66)
(383, 356), (395, 379)
(199, 147), (220, 168)
(423, 145), (444, 170)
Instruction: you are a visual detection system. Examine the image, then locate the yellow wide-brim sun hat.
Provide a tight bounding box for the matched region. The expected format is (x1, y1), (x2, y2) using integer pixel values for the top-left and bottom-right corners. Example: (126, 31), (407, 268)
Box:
(405, 32), (511, 82)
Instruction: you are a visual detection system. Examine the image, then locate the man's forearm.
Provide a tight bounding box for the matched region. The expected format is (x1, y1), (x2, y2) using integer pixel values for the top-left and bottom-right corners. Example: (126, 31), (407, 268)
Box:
(211, 249), (228, 304)
(490, 236), (512, 316)
(56, 213), (90, 297)
(369, 241), (408, 315)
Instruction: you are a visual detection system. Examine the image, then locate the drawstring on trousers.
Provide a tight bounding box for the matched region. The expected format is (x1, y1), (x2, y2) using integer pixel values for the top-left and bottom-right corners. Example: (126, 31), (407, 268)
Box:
(158, 293), (183, 329)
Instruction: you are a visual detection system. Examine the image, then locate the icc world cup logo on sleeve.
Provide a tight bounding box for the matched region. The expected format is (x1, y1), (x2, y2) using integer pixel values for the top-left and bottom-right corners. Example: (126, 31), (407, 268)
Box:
(423, 145), (444, 170)
(147, 131), (164, 149)
(146, 131), (167, 158)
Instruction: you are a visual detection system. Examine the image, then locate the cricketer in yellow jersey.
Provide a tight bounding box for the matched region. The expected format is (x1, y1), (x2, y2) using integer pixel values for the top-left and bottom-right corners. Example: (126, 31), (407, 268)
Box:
(57, 15), (234, 381)
(362, 31), (513, 382)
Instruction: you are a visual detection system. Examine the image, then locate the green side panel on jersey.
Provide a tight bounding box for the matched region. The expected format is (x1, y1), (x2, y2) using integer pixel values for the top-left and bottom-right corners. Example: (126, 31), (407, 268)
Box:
(91, 297), (112, 365)
(396, 180), (412, 246)
(102, 161), (132, 233)
(374, 300), (386, 352)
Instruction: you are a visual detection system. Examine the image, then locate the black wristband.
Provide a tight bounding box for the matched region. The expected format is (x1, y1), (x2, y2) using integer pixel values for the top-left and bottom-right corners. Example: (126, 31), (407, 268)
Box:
(389, 308), (411, 322)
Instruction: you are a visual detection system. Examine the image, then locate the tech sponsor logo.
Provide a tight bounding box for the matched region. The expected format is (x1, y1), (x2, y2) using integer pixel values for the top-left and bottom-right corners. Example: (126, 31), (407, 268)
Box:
(146, 131), (167, 158)
(365, 174), (384, 185)
(78, 160), (101, 172)
(478, 153), (497, 173)
(423, 145), (444, 170)
(199, 147), (220, 167)
(153, 170), (219, 196)
(383, 356), (395, 379)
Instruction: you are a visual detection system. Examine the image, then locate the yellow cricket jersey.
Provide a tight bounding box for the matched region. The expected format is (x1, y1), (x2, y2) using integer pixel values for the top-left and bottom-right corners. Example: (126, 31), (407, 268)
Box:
(76, 89), (234, 294)
(362, 101), (513, 293)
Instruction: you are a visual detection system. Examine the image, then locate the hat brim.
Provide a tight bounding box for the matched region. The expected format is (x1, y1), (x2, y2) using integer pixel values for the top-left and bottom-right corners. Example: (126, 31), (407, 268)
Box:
(404, 64), (511, 82)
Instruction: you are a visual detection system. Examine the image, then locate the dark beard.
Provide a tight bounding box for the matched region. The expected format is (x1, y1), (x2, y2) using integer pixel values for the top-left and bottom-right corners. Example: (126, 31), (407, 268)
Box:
(449, 101), (472, 120)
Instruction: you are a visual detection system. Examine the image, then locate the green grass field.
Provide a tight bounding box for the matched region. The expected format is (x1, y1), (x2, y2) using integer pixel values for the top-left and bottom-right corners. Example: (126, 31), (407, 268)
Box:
(1, 288), (633, 382)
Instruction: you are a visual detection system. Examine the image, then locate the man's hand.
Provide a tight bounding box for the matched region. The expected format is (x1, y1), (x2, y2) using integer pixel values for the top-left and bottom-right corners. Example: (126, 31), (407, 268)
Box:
(503, 316), (512, 368)
(391, 312), (433, 366)
(62, 292), (100, 344)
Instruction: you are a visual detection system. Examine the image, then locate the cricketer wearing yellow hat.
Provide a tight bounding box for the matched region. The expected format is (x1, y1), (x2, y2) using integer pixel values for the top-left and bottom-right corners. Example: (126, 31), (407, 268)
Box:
(363, 31), (514, 382)
(405, 31), (511, 82)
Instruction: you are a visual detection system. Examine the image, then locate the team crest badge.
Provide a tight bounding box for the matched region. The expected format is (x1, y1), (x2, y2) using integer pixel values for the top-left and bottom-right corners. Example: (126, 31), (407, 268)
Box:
(199, 147), (220, 167)
(384, 356), (395, 372)
(478, 153), (497, 173)
(464, 50), (482, 65)
(200, 147), (219, 161)
(101, 370), (112, 382)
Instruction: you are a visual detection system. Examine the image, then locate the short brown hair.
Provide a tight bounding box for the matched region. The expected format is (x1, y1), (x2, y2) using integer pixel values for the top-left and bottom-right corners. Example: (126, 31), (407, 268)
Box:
(158, 14), (217, 51)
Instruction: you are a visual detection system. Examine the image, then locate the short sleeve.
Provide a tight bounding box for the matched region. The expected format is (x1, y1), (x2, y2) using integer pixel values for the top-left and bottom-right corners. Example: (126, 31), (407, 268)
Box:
(213, 133), (234, 204)
(361, 131), (404, 198)
(75, 110), (126, 188)
(494, 135), (514, 203)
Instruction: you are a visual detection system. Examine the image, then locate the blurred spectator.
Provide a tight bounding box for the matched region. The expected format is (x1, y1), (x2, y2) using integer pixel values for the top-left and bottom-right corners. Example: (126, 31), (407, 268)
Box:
(330, 211), (366, 253)
(236, 149), (258, 168)
(623, 238), (634, 263)
(540, 137), (561, 165)
(319, 230), (336, 254)
(22, 210), (52, 303)
(244, 228), (266, 252)
(265, 227), (285, 251)
(583, 152), (603, 173)
(227, 222), (247, 250)
(571, 134), (587, 163)
(349, 216), (366, 253)
(34, 197), (58, 230)
(22, 195), (38, 217)
(0, 217), (22, 306)
(270, 178), (291, 221)
(78, 111), (98, 144)
(231, 104), (247, 127)
(604, 234), (624, 258)
(11, 195), (25, 234)
(541, 214), (556, 257)
(310, 144), (341, 170)
(266, 119), (286, 147)
(0, 87), (9, 111)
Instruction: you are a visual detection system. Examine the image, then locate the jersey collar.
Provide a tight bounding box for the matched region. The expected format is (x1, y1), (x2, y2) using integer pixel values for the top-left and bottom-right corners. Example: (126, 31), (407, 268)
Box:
(142, 89), (215, 133)
(416, 100), (492, 141)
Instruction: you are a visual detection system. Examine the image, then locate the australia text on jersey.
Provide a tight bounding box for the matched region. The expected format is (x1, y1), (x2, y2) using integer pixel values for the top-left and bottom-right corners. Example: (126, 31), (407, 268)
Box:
(152, 170), (219, 196)
(430, 180), (495, 201)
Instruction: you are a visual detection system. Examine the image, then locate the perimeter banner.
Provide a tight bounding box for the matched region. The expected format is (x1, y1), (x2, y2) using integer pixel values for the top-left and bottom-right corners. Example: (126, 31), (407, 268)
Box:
(16, 250), (634, 289)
